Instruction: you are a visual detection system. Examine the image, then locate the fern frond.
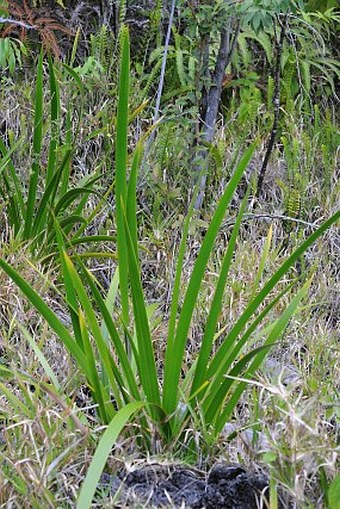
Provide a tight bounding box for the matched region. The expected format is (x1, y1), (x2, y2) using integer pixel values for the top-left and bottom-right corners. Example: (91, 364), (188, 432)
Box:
(118, 0), (127, 26)
(173, 27), (187, 88)
(157, 123), (174, 168)
(150, 0), (163, 48)
(188, 55), (196, 82)
(301, 60), (311, 94)
(285, 187), (302, 219)
(141, 59), (162, 100)
(237, 33), (251, 68)
(208, 142), (224, 177)
(242, 29), (273, 65)
(282, 58), (296, 104)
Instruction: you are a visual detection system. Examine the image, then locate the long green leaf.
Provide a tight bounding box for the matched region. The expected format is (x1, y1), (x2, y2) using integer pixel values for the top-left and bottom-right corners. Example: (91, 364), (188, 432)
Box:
(162, 142), (256, 417)
(115, 26), (130, 326)
(206, 342), (276, 430)
(165, 175), (199, 360)
(0, 138), (25, 221)
(46, 56), (60, 185)
(99, 267), (119, 389)
(68, 235), (117, 247)
(190, 191), (249, 398)
(207, 209), (340, 388)
(61, 108), (72, 195)
(54, 187), (95, 216)
(204, 283), (294, 410)
(0, 259), (87, 371)
(0, 174), (21, 233)
(62, 252), (121, 423)
(54, 220), (84, 351)
(32, 150), (73, 237)
(62, 63), (85, 95)
(126, 143), (143, 256)
(55, 219), (125, 410)
(24, 50), (44, 239)
(79, 262), (141, 404)
(76, 402), (144, 509)
(124, 207), (162, 415)
(78, 309), (112, 423)
(214, 279), (312, 432)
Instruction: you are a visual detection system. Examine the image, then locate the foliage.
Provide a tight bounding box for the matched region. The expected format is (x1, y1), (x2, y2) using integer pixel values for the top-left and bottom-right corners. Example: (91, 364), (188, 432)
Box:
(1, 35), (338, 509)
(0, 34), (27, 72)
(0, 51), (113, 259)
(0, 0), (73, 57)
(237, 0), (295, 33)
(328, 475), (340, 509)
(0, 3), (339, 507)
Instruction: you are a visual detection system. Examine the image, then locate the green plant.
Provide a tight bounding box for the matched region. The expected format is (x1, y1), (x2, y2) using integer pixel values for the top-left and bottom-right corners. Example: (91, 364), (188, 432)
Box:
(0, 51), (114, 260)
(0, 35), (27, 72)
(229, 4), (340, 113)
(0, 0), (72, 57)
(328, 475), (340, 509)
(0, 26), (339, 506)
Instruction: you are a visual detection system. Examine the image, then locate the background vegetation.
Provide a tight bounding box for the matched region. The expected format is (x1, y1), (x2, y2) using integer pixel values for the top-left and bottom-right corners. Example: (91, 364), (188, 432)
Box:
(0, 1), (339, 507)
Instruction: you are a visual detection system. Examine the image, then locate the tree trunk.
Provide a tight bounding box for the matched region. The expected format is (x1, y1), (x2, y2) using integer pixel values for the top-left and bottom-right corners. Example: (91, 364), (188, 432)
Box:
(194, 17), (240, 210)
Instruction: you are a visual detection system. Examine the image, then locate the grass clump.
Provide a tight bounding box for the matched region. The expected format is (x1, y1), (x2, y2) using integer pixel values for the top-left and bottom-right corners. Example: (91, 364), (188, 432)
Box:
(0, 20), (339, 509)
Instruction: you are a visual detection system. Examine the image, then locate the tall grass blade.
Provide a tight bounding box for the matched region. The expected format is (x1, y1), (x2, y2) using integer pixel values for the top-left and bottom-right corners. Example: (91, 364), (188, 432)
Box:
(24, 50), (43, 239)
(0, 259), (87, 371)
(207, 209), (340, 382)
(32, 150), (73, 238)
(0, 378), (33, 418)
(163, 142), (256, 417)
(62, 252), (122, 422)
(214, 278), (312, 431)
(126, 143), (143, 255)
(61, 108), (72, 195)
(249, 225), (273, 301)
(18, 323), (61, 390)
(78, 308), (113, 423)
(0, 139), (25, 215)
(76, 402), (144, 509)
(46, 55), (60, 185)
(55, 221), (84, 351)
(115, 26), (130, 326)
(203, 283), (294, 407)
(78, 262), (141, 404)
(190, 191), (249, 398)
(165, 173), (200, 358)
(124, 208), (162, 415)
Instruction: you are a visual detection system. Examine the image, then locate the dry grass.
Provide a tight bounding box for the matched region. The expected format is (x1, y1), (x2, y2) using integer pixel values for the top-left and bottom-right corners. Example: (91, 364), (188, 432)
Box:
(1, 209), (338, 507)
(0, 60), (339, 508)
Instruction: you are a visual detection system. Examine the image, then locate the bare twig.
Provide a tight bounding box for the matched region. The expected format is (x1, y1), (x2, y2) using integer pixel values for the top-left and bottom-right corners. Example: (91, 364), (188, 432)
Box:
(144, 0), (177, 160)
(221, 212), (340, 244)
(0, 17), (36, 30)
(256, 14), (288, 198)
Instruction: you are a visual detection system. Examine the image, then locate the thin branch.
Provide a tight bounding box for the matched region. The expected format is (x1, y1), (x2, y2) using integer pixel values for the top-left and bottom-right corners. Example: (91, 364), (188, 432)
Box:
(0, 17), (36, 30)
(256, 14), (288, 199)
(144, 0), (176, 159)
(223, 213), (330, 229)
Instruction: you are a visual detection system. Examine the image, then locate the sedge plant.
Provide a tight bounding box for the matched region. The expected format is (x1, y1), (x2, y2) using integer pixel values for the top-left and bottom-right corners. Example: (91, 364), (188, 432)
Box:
(0, 50), (115, 260)
(0, 27), (339, 507)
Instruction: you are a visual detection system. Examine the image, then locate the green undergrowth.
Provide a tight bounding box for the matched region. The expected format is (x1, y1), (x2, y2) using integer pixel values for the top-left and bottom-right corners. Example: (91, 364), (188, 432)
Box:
(0, 20), (339, 509)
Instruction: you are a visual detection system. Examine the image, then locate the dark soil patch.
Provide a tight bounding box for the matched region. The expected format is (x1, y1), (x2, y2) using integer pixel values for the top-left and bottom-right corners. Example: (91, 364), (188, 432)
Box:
(101, 463), (286, 508)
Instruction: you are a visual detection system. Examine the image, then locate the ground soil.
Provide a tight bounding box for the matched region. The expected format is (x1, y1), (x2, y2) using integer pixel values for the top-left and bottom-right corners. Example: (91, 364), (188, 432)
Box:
(101, 463), (286, 508)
